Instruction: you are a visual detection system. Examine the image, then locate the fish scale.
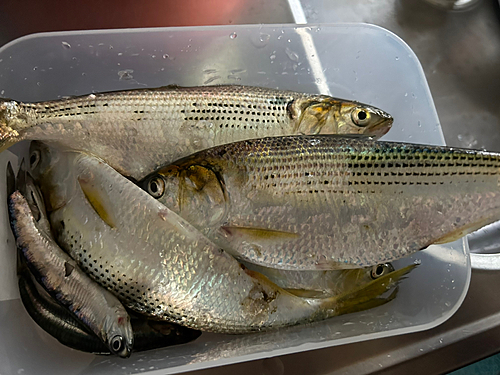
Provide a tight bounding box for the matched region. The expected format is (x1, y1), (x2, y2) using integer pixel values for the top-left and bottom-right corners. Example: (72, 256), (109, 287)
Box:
(142, 135), (500, 270)
(0, 85), (392, 180)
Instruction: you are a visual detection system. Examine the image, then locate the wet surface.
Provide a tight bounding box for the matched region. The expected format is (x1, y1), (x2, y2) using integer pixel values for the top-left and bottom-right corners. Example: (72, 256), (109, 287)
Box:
(1, 1), (500, 374)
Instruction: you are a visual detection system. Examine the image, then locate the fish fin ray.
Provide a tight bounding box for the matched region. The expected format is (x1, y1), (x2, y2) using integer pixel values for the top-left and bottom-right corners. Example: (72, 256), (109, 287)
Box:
(221, 226), (300, 241)
(284, 288), (328, 298)
(319, 264), (417, 318)
(6, 161), (16, 200)
(78, 177), (116, 229)
(434, 218), (496, 244)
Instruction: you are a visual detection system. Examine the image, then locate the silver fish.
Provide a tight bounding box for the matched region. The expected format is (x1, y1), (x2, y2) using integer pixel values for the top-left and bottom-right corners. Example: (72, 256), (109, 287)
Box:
(18, 261), (202, 354)
(7, 165), (134, 357)
(29, 141), (412, 333)
(0, 85), (393, 180)
(140, 135), (500, 270)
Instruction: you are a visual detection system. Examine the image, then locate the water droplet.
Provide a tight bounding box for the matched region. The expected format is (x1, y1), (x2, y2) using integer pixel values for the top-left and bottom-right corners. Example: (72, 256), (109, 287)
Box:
(414, 259), (422, 265)
(117, 52), (123, 56)
(315, 78), (321, 84)
(404, 92), (408, 97)
(270, 54), (276, 61)
(445, 301), (451, 307)
(285, 47), (299, 62)
(118, 69), (134, 81)
(62, 41), (71, 49)
(33, 66), (37, 71)
(36, 82), (41, 86)
(251, 33), (270, 48)
(81, 72), (86, 76)
(1, 90), (4, 95)
(151, 54), (156, 58)
(162, 53), (169, 59)
(418, 121), (422, 127)
(419, 348), (424, 352)
(395, 56), (399, 60)
(229, 32), (237, 39)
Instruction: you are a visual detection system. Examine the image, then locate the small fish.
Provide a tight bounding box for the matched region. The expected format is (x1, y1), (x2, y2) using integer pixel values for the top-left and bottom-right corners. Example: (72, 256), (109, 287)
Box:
(18, 262), (201, 354)
(0, 85), (393, 180)
(18, 258), (110, 355)
(241, 262), (395, 298)
(29, 141), (412, 333)
(140, 135), (500, 270)
(7, 165), (134, 357)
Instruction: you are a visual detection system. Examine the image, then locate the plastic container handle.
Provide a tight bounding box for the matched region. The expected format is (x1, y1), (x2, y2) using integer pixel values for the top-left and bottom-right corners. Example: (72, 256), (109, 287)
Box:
(468, 221), (500, 270)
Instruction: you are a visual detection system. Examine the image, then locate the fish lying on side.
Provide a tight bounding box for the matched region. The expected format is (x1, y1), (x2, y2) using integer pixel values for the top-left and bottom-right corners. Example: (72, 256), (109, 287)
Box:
(18, 261), (202, 354)
(29, 141), (414, 333)
(7, 164), (134, 357)
(241, 262), (395, 298)
(139, 134), (500, 270)
(0, 85), (393, 180)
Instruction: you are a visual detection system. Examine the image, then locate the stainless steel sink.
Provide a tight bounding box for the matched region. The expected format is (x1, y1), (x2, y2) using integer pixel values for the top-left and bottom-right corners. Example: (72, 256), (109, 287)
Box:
(1, 0), (499, 373)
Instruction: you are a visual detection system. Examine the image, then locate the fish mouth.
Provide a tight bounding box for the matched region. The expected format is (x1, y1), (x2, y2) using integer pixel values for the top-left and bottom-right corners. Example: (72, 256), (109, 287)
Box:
(369, 109), (393, 138)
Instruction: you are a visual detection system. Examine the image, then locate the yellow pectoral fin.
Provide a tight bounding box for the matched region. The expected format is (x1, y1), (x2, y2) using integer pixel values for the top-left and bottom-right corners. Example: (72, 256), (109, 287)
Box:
(78, 176), (116, 229)
(317, 264), (418, 319)
(221, 226), (300, 242)
(284, 288), (328, 299)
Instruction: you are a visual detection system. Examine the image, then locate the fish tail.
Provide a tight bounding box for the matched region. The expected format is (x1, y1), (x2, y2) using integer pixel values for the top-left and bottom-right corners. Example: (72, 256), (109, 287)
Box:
(0, 99), (26, 152)
(318, 264), (417, 318)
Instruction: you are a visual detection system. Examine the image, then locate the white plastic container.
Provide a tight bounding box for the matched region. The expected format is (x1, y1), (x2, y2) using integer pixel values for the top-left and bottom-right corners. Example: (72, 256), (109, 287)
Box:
(0, 24), (470, 375)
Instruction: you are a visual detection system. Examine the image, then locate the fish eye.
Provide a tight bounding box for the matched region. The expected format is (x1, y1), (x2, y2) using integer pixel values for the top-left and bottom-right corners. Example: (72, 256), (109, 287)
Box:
(110, 335), (123, 353)
(29, 150), (40, 170)
(371, 263), (392, 279)
(351, 108), (372, 127)
(147, 176), (165, 199)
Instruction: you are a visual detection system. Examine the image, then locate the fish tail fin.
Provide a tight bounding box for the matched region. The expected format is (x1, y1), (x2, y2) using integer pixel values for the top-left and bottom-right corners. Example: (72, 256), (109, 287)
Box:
(318, 264), (417, 318)
(0, 99), (25, 152)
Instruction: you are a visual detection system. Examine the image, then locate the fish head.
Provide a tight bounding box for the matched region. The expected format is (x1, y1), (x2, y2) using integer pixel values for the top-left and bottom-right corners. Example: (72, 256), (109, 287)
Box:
(293, 97), (393, 138)
(105, 313), (134, 358)
(141, 162), (228, 229)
